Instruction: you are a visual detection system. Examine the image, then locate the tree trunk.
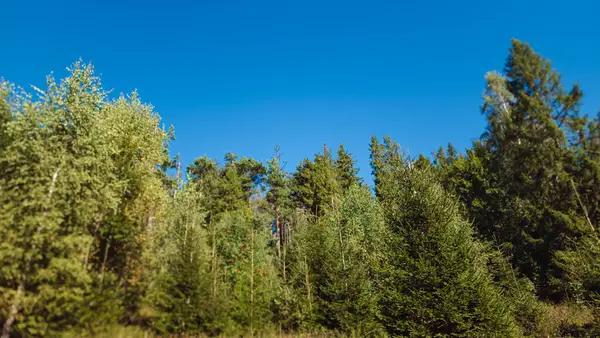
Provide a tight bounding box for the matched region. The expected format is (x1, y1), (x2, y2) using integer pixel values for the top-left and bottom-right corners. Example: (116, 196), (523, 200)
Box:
(305, 255), (311, 311)
(276, 205), (281, 261)
(250, 230), (254, 336)
(100, 239), (111, 283)
(211, 218), (217, 298)
(84, 213), (103, 269)
(339, 227), (346, 270)
(571, 179), (598, 239)
(283, 246), (286, 282)
(276, 205), (286, 280)
(1, 285), (22, 338)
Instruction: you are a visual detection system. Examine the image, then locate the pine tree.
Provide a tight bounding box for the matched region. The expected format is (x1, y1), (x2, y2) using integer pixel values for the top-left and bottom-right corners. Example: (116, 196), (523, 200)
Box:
(292, 145), (339, 216)
(266, 146), (291, 273)
(188, 155), (220, 220)
(188, 154), (265, 217)
(236, 156), (267, 202)
(218, 165), (247, 212)
(334, 144), (362, 190)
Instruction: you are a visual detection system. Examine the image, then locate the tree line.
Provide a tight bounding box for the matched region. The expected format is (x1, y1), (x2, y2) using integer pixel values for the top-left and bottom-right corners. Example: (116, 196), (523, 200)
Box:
(1, 40), (600, 337)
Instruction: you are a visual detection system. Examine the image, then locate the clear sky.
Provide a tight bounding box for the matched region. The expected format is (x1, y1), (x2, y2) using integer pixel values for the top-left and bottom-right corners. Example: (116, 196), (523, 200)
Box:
(2, 0), (599, 185)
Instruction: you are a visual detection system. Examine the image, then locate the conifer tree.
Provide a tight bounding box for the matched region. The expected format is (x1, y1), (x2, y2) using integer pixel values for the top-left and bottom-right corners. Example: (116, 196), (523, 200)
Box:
(188, 155), (220, 219)
(292, 145), (339, 216)
(370, 136), (521, 337)
(472, 40), (592, 298)
(334, 144), (362, 190)
(214, 211), (280, 335)
(188, 154), (265, 217)
(266, 146), (291, 273)
(146, 185), (209, 334)
(309, 185), (386, 335)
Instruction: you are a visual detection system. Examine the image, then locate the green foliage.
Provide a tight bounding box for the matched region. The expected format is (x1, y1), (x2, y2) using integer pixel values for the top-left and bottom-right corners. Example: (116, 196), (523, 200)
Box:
(292, 144), (361, 217)
(371, 139), (520, 337)
(0, 62), (170, 337)
(188, 153), (265, 217)
(0, 81), (10, 152)
(437, 40), (600, 305)
(292, 146), (340, 216)
(145, 186), (209, 334)
(266, 147), (291, 211)
(334, 144), (362, 190)
(310, 185), (386, 335)
(4, 39), (600, 337)
(0, 62), (113, 336)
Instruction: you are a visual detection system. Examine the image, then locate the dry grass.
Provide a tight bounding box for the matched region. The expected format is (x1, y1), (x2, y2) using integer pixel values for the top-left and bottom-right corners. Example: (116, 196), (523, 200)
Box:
(537, 302), (595, 337)
(64, 325), (336, 338)
(68, 304), (597, 338)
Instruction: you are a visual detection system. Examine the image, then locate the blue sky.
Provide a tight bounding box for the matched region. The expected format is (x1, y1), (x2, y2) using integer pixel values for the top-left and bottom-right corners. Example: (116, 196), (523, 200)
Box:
(2, 0), (599, 185)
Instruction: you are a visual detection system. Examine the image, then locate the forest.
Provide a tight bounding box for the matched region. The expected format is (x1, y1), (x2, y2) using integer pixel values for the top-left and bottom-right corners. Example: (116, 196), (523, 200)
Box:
(1, 39), (600, 337)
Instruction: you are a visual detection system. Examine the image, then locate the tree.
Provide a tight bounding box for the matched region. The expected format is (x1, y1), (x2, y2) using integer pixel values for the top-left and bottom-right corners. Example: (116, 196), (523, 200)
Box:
(235, 156), (267, 202)
(0, 62), (172, 337)
(369, 136), (405, 201)
(88, 91), (171, 323)
(292, 145), (339, 217)
(213, 211), (280, 335)
(309, 185), (386, 335)
(0, 81), (10, 152)
(265, 146), (291, 273)
(188, 155), (220, 220)
(334, 144), (362, 190)
(146, 186), (210, 334)
(188, 153), (265, 217)
(471, 40), (593, 299)
(0, 62), (118, 336)
(370, 136), (521, 337)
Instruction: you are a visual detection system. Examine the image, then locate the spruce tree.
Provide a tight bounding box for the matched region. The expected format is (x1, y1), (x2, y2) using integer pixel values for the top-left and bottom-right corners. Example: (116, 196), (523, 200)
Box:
(371, 136), (520, 337)
(475, 40), (592, 298)
(146, 186), (210, 334)
(310, 185), (386, 335)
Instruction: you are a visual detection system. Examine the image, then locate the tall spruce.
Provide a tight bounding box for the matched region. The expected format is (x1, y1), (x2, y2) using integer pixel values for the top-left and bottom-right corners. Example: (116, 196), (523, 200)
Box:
(371, 136), (521, 337)
(309, 185), (386, 335)
(474, 40), (592, 299)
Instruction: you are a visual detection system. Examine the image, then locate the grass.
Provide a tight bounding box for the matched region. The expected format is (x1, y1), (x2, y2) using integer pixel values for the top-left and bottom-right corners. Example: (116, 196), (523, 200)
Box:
(63, 325), (337, 338)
